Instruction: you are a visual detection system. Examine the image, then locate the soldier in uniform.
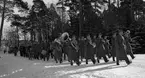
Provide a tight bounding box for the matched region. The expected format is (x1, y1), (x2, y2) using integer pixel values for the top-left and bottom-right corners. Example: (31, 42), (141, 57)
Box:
(32, 43), (41, 60)
(124, 30), (135, 59)
(116, 30), (132, 65)
(104, 36), (111, 58)
(61, 33), (80, 66)
(85, 35), (96, 64)
(78, 36), (86, 61)
(52, 37), (63, 63)
(14, 46), (18, 56)
(111, 32), (117, 61)
(96, 33), (109, 63)
(68, 35), (80, 66)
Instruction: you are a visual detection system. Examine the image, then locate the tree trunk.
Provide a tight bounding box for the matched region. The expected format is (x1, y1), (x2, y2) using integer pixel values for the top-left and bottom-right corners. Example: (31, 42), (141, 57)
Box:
(0, 0), (6, 47)
(79, 0), (83, 37)
(30, 30), (33, 42)
(61, 0), (64, 32)
(16, 26), (19, 47)
(117, 0), (120, 8)
(108, 0), (111, 11)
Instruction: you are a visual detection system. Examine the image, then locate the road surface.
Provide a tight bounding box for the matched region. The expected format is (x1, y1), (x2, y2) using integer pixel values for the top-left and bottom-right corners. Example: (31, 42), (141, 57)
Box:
(0, 52), (145, 78)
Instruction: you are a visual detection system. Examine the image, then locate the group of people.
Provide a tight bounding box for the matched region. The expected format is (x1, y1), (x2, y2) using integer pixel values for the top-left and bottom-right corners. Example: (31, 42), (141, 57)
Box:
(3, 29), (135, 66)
(51, 29), (135, 66)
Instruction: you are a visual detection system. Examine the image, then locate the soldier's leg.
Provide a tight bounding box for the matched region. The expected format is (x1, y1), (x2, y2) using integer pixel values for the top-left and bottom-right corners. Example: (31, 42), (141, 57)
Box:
(63, 53), (66, 60)
(86, 59), (88, 64)
(97, 57), (100, 63)
(47, 53), (50, 61)
(4, 50), (6, 54)
(116, 57), (119, 65)
(43, 55), (45, 61)
(129, 51), (135, 59)
(54, 56), (58, 63)
(51, 52), (53, 59)
(113, 56), (115, 61)
(37, 53), (39, 60)
(14, 51), (17, 56)
(70, 60), (73, 66)
(125, 56), (132, 65)
(91, 57), (96, 64)
(103, 56), (109, 63)
(81, 57), (83, 61)
(106, 50), (111, 58)
(59, 53), (63, 63)
(75, 54), (81, 66)
(59, 57), (62, 63)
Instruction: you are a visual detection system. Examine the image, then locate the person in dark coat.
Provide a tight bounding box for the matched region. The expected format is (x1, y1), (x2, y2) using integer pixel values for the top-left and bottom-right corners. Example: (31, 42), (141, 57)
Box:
(96, 33), (109, 63)
(116, 30), (132, 65)
(27, 45), (33, 60)
(62, 40), (69, 60)
(124, 30), (135, 59)
(78, 36), (86, 61)
(93, 35), (97, 58)
(67, 35), (80, 66)
(52, 38), (63, 63)
(111, 32), (117, 61)
(32, 43), (41, 60)
(104, 36), (111, 58)
(13, 46), (18, 56)
(19, 45), (26, 57)
(85, 35), (96, 64)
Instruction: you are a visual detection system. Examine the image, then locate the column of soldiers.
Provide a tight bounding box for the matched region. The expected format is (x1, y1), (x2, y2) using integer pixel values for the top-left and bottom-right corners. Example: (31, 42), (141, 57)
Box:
(3, 29), (135, 66)
(50, 29), (135, 66)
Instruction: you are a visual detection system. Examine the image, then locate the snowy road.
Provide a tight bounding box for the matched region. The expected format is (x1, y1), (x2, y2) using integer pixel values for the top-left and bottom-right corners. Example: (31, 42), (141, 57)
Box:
(0, 52), (145, 78)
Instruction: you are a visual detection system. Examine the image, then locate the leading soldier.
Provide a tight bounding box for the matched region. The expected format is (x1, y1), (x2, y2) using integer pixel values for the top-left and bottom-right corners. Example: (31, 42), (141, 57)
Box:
(116, 30), (132, 65)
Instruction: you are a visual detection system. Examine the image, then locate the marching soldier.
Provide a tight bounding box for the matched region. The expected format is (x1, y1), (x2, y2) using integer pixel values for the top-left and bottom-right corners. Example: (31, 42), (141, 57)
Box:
(78, 36), (86, 61)
(14, 46), (18, 56)
(111, 32), (117, 61)
(85, 35), (96, 64)
(104, 36), (111, 58)
(93, 35), (97, 58)
(124, 30), (135, 59)
(60, 32), (80, 66)
(96, 33), (109, 63)
(69, 35), (80, 66)
(116, 30), (132, 65)
(52, 37), (63, 63)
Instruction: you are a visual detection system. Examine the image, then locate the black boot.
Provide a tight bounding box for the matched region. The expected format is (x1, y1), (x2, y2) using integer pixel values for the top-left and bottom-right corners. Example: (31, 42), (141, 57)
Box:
(127, 60), (132, 65)
(113, 57), (115, 61)
(116, 62), (120, 65)
(103, 56), (109, 63)
(91, 58), (96, 64)
(70, 60), (73, 66)
(59, 58), (62, 64)
(97, 58), (100, 63)
(76, 61), (81, 66)
(86, 59), (88, 64)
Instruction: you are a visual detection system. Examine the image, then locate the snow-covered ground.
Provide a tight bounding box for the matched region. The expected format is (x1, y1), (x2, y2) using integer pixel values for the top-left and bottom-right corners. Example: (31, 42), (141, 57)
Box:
(0, 52), (145, 78)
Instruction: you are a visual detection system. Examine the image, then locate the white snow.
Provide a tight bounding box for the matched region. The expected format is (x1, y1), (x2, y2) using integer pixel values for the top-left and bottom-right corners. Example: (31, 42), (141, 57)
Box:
(0, 52), (145, 78)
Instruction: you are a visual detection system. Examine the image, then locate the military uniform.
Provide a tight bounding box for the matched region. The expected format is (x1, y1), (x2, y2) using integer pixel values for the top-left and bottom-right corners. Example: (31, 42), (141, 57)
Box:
(85, 39), (96, 64)
(96, 38), (109, 63)
(124, 36), (135, 59)
(116, 34), (131, 65)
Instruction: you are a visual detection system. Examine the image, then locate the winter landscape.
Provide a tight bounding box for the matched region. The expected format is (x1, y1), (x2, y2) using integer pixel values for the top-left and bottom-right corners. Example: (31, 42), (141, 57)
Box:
(0, 52), (145, 78)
